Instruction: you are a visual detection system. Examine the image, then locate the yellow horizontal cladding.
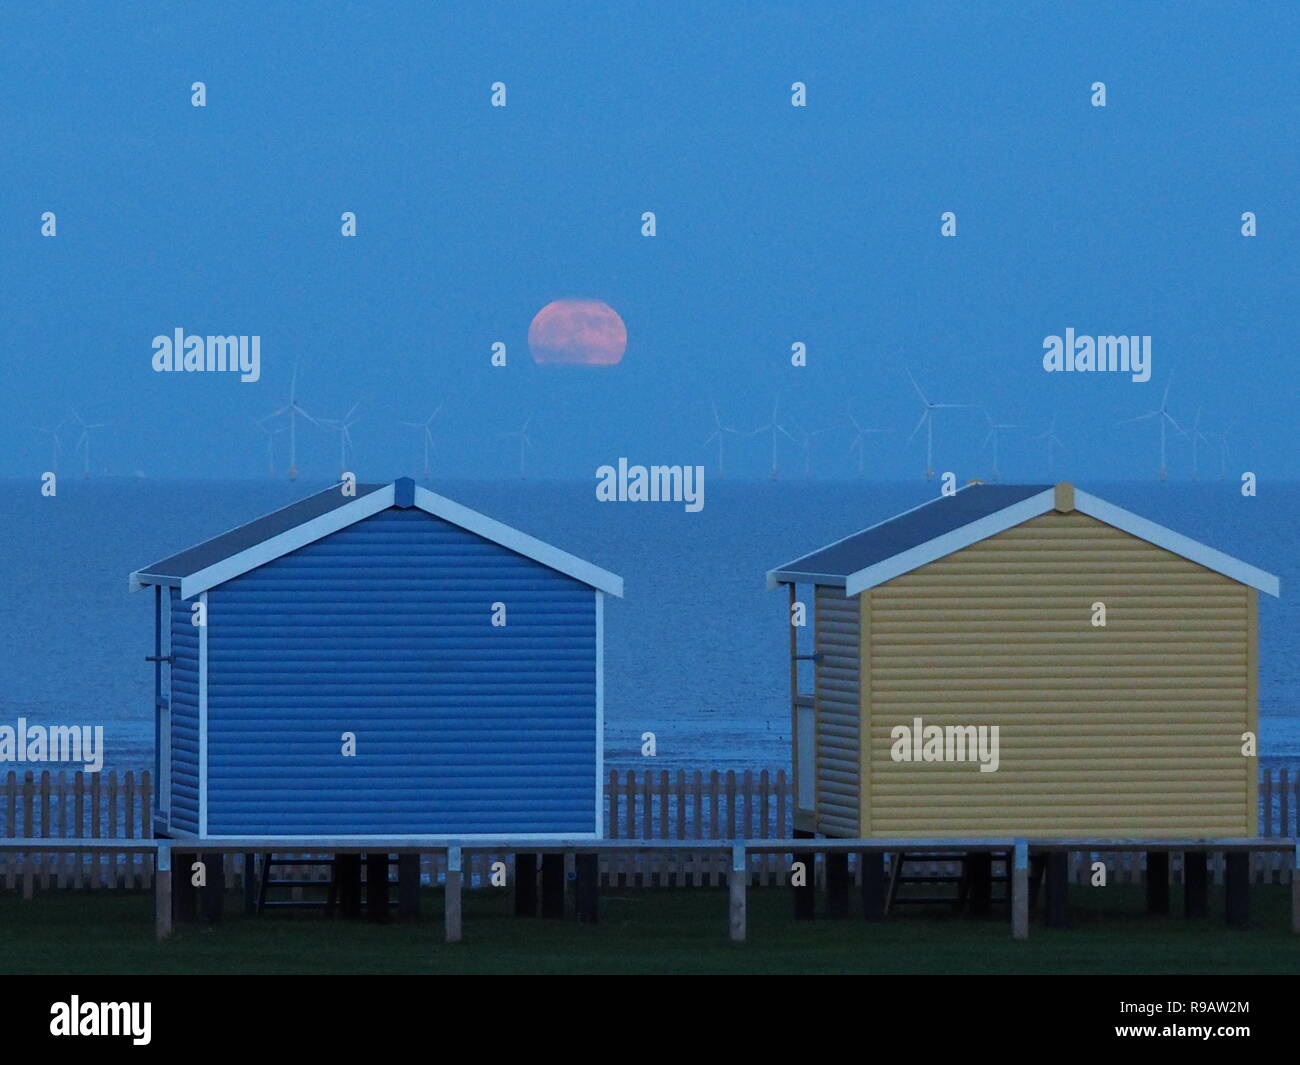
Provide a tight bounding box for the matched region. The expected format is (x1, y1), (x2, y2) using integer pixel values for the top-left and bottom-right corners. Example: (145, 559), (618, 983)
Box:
(816, 585), (859, 834)
(863, 510), (1252, 837)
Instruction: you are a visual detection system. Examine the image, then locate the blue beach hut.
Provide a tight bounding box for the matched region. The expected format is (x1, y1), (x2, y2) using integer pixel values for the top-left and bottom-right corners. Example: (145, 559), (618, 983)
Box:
(129, 477), (621, 841)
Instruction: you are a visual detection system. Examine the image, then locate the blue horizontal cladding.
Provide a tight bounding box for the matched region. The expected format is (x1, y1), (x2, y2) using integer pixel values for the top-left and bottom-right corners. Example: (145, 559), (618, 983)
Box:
(203, 506), (598, 836)
(168, 590), (200, 834)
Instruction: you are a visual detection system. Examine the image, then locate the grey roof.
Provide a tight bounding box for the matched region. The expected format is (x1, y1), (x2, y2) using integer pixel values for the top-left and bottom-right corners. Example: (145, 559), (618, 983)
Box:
(135, 483), (388, 581)
(770, 484), (1052, 583)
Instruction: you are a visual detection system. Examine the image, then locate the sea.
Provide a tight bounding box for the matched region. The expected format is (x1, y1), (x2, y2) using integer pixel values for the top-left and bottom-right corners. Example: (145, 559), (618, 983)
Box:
(2, 478), (1295, 777)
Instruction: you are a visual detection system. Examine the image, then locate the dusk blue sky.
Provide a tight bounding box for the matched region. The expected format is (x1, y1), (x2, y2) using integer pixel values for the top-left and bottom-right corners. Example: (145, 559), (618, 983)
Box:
(3, 2), (1296, 482)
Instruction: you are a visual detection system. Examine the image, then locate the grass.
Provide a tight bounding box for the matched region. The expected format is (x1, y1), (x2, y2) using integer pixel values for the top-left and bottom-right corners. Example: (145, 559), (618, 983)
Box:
(2, 883), (1299, 974)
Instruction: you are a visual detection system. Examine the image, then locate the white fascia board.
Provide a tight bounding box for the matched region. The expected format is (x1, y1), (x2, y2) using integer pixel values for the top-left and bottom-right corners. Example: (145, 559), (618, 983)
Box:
(178, 484), (396, 598)
(1075, 490), (1281, 597)
(843, 489), (1056, 597)
(129, 572), (179, 592)
(413, 485), (624, 597)
(766, 570), (847, 590)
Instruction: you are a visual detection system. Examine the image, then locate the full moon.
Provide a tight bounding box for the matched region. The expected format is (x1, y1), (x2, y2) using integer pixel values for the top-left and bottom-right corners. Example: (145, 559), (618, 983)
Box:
(528, 299), (627, 367)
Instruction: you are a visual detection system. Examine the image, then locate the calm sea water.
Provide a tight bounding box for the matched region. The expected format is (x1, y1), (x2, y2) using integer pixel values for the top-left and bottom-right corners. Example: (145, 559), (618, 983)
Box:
(2, 478), (1295, 775)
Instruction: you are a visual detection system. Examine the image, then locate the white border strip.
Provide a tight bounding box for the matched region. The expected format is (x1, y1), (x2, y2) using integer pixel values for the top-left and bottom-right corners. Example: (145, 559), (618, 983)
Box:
(595, 590), (605, 837)
(1075, 491), (1280, 597)
(198, 591), (208, 839)
(844, 490), (1056, 596)
(414, 486), (623, 597)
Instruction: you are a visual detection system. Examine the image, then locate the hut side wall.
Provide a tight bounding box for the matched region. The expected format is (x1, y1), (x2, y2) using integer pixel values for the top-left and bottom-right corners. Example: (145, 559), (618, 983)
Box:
(862, 510), (1256, 838)
(814, 585), (860, 835)
(168, 588), (201, 834)
(201, 506), (598, 837)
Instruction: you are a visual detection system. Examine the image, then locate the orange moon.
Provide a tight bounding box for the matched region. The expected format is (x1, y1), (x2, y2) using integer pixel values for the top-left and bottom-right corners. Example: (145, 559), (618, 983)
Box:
(528, 299), (627, 367)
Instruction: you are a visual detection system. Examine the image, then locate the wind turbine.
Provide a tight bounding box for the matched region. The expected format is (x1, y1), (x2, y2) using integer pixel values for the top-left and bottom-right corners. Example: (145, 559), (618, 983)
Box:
(704, 402), (741, 479)
(505, 417), (534, 479)
(253, 418), (284, 479)
(906, 371), (969, 481)
(1119, 374), (1184, 481)
(32, 421), (63, 474)
(751, 397), (797, 480)
(845, 414), (888, 479)
(69, 409), (109, 479)
(1189, 409), (1213, 481)
(1217, 431), (1231, 481)
(1032, 415), (1065, 476)
(265, 363), (317, 480)
(401, 407), (442, 482)
(318, 403), (362, 479)
(787, 420), (836, 478)
(981, 410), (1025, 483)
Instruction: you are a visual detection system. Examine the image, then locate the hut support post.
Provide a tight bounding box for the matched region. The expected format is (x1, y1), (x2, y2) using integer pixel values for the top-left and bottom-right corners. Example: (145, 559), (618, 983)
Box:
(154, 843), (172, 940)
(860, 851), (884, 921)
(444, 846), (462, 944)
(968, 852), (993, 916)
(825, 852), (849, 919)
(1011, 841), (1029, 940)
(200, 852), (225, 923)
(1045, 851), (1069, 928)
(575, 853), (598, 924)
(1292, 845), (1300, 934)
(398, 854), (420, 920)
(1184, 851), (1208, 918)
(365, 852), (389, 923)
(335, 854), (362, 919)
(1224, 852), (1249, 927)
(242, 854), (257, 915)
(172, 851), (198, 925)
(729, 845), (747, 942)
(515, 853), (538, 916)
(541, 853), (565, 918)
(1145, 851), (1169, 915)
(792, 830), (815, 920)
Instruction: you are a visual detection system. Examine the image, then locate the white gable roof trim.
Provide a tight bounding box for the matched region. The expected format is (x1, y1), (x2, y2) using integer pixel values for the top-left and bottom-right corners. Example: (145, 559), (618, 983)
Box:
(133, 483), (623, 599)
(820, 488), (1277, 599)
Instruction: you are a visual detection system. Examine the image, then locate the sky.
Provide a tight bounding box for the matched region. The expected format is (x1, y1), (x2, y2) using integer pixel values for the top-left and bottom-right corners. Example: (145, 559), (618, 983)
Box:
(2, 1), (1297, 482)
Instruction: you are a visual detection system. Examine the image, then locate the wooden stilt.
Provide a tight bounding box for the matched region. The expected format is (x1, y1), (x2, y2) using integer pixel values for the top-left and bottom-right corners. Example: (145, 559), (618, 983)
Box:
(575, 853), (598, 924)
(967, 852), (992, 916)
(200, 852), (225, 922)
(1145, 851), (1169, 915)
(860, 851), (884, 922)
(825, 852), (849, 919)
(335, 854), (362, 919)
(173, 851), (198, 924)
(515, 853), (538, 916)
(793, 828), (815, 920)
(398, 853), (420, 920)
(1011, 841), (1029, 940)
(1184, 851), (1208, 919)
(1291, 845), (1300, 934)
(365, 852), (389, 923)
(541, 853), (565, 918)
(444, 846), (462, 943)
(242, 854), (257, 916)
